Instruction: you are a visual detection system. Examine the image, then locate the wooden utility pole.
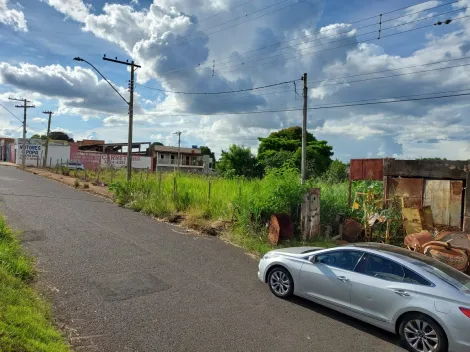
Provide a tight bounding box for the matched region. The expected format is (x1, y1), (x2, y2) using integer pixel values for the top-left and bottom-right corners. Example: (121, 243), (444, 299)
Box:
(9, 97), (35, 169)
(42, 111), (53, 167)
(174, 131), (182, 171)
(301, 73), (307, 184)
(102, 55), (141, 181)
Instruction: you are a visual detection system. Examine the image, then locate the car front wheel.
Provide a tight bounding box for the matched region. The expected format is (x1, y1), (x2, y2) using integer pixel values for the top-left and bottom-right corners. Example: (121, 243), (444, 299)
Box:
(399, 313), (447, 352)
(268, 267), (293, 298)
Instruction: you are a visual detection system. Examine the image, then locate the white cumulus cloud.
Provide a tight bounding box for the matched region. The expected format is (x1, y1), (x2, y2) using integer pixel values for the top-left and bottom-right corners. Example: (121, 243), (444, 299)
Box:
(0, 0), (27, 31)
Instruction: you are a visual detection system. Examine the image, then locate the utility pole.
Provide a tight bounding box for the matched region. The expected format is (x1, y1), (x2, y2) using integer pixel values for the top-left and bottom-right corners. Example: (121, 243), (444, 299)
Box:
(42, 111), (53, 167)
(9, 97), (35, 169)
(174, 131), (182, 171)
(102, 55), (141, 181)
(301, 73), (307, 184)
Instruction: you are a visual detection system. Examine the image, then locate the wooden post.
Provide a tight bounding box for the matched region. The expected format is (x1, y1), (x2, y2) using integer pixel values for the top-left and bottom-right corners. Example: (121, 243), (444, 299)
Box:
(173, 177), (177, 199)
(348, 178), (353, 208)
(301, 188), (321, 241)
(208, 180), (211, 204)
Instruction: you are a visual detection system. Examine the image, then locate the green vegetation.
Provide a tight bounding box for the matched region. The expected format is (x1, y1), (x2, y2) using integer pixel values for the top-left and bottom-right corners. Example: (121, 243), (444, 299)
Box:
(104, 166), (362, 255)
(0, 214), (69, 352)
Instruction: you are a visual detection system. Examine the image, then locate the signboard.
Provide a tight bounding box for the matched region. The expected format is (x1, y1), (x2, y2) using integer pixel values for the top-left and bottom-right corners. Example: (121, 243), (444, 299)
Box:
(16, 144), (43, 166)
(70, 151), (151, 170)
(17, 143), (71, 166)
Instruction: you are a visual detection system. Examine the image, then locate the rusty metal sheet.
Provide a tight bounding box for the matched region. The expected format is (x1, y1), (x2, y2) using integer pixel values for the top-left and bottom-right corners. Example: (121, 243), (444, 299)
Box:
(402, 207), (423, 235)
(450, 181), (463, 228)
(349, 159), (384, 181)
(424, 180), (463, 228)
(387, 178), (424, 208)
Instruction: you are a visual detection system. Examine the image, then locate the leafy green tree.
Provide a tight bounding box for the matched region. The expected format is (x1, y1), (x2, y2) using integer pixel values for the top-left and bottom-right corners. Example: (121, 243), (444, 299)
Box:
(324, 159), (349, 183)
(258, 126), (333, 177)
(259, 150), (295, 170)
(31, 134), (47, 140)
(49, 131), (74, 142)
(31, 132), (73, 142)
(216, 144), (261, 178)
(151, 142), (164, 146)
(200, 146), (216, 164)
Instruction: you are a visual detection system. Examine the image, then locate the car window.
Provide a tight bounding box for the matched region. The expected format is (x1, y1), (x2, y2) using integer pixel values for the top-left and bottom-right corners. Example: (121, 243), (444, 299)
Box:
(403, 267), (432, 286)
(361, 254), (405, 282)
(315, 250), (363, 271)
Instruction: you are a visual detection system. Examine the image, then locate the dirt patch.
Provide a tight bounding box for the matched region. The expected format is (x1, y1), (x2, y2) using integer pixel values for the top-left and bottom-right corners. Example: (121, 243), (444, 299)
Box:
(24, 167), (113, 200)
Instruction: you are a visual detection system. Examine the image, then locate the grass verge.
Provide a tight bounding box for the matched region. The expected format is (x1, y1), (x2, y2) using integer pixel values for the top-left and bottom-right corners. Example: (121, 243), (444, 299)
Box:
(0, 214), (69, 352)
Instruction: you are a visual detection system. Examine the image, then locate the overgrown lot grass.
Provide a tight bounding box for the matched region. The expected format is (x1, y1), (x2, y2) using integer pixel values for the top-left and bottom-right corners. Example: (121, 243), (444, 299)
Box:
(107, 168), (354, 255)
(0, 214), (69, 352)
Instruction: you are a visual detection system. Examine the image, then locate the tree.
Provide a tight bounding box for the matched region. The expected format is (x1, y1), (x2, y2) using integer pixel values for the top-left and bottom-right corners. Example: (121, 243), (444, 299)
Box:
(151, 142), (164, 146)
(324, 159), (349, 183)
(31, 134), (47, 140)
(216, 144), (261, 178)
(258, 126), (333, 177)
(259, 150), (294, 170)
(48, 131), (74, 142)
(200, 146), (216, 164)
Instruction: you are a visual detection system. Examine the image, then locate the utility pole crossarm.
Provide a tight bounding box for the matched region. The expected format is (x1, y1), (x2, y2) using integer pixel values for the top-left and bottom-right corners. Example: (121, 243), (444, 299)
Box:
(103, 56), (142, 68)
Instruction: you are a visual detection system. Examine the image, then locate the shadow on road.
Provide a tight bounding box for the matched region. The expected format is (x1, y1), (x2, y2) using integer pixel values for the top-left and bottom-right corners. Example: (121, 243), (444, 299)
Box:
(287, 296), (403, 348)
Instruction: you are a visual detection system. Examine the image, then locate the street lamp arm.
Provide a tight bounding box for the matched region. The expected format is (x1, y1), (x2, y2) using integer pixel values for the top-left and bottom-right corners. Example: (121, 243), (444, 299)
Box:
(74, 57), (129, 106)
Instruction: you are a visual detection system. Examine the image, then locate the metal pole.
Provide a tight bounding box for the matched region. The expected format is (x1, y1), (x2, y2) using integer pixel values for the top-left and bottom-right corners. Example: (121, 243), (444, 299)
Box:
(43, 111), (52, 167)
(127, 63), (135, 182)
(301, 73), (308, 184)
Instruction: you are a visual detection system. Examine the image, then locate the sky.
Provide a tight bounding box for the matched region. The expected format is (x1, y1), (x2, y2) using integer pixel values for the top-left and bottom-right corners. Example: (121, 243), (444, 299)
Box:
(0, 0), (469, 161)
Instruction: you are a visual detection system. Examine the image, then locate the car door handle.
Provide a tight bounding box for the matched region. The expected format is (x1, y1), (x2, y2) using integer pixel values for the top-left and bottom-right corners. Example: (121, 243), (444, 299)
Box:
(337, 276), (350, 282)
(392, 289), (410, 297)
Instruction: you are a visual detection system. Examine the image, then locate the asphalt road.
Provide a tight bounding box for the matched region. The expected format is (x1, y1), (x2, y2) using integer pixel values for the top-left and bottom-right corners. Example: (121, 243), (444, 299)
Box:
(0, 166), (406, 352)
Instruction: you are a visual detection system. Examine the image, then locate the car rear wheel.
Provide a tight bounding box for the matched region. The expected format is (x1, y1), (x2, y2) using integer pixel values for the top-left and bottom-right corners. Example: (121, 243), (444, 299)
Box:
(268, 267), (293, 298)
(399, 313), (447, 352)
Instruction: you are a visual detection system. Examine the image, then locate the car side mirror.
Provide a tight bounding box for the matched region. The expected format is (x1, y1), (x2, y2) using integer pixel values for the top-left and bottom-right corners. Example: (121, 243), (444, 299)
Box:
(308, 255), (316, 263)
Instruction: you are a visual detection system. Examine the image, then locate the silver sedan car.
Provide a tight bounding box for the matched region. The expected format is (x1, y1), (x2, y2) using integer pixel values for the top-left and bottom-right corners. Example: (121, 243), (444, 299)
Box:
(258, 243), (470, 352)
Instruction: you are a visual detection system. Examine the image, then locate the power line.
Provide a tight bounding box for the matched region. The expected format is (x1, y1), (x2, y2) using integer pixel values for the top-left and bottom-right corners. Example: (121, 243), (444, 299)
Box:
(137, 55), (470, 109)
(214, 1), (463, 68)
(136, 78), (298, 94)
(172, 0), (309, 47)
(172, 0), (256, 35)
(216, 12), (468, 75)
(157, 0), (462, 76)
(175, 0), (290, 43)
(214, 6), (465, 72)
(0, 102), (23, 124)
(141, 89), (470, 117)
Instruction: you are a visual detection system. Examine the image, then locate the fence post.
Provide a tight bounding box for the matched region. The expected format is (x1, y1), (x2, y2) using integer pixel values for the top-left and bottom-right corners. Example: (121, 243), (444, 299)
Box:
(173, 177), (177, 199)
(49, 157), (52, 167)
(97, 167), (101, 184)
(60, 158), (62, 166)
(208, 180), (211, 204)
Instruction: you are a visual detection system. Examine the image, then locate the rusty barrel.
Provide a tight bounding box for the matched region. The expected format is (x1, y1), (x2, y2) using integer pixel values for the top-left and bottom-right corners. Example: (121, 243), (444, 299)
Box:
(404, 231), (434, 253)
(423, 242), (468, 272)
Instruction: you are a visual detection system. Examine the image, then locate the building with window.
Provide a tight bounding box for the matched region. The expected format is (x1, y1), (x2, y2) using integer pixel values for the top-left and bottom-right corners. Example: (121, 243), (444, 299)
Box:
(153, 145), (215, 174)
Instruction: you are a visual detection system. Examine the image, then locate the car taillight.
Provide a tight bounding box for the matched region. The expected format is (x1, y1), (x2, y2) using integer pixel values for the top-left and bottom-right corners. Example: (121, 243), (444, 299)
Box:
(459, 307), (470, 318)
